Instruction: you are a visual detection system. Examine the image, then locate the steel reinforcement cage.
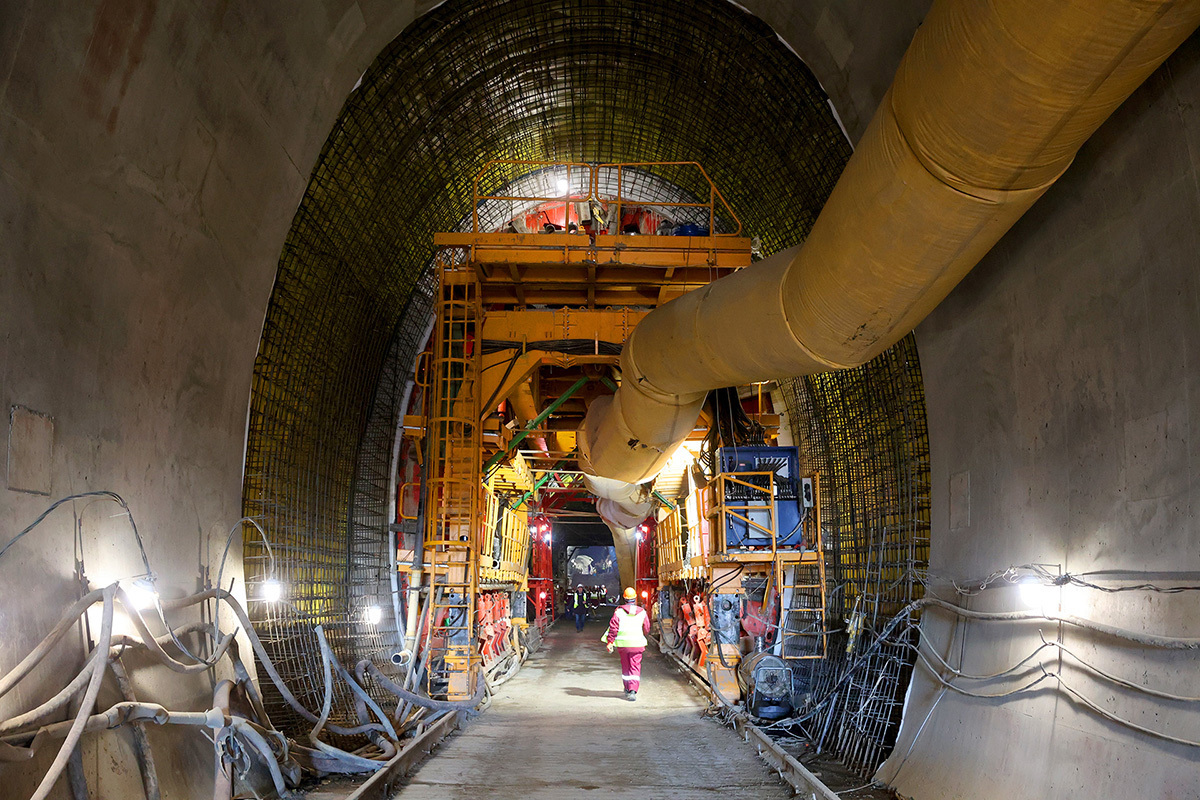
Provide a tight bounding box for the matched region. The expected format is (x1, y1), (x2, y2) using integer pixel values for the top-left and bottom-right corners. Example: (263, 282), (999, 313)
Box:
(778, 333), (932, 776)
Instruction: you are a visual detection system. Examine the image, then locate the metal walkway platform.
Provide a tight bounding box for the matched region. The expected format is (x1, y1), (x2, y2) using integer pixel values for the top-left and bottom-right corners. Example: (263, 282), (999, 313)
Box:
(388, 619), (794, 799)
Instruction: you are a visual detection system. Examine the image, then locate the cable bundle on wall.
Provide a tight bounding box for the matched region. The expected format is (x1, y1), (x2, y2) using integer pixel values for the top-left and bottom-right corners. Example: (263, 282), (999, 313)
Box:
(0, 495), (488, 800)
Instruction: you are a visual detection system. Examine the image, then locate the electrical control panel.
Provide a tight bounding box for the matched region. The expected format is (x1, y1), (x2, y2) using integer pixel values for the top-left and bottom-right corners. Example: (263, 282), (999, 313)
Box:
(717, 446), (805, 549)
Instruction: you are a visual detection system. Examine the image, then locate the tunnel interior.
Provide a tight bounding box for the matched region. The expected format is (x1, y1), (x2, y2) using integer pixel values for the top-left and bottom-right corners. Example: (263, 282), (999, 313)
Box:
(4, 0), (1200, 798)
(238, 0), (929, 773)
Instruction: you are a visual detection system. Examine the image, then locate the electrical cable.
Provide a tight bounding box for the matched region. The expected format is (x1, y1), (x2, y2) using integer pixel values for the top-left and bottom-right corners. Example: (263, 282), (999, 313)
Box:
(154, 515), (274, 673)
(0, 583), (418, 794)
(0, 587), (106, 700)
(0, 493), (151, 577)
(310, 627), (385, 773)
(914, 626), (1200, 704)
(912, 644), (1057, 700)
(170, 588), (387, 737)
(705, 659), (741, 710)
(113, 588), (237, 674)
(909, 596), (1200, 650)
(709, 563), (745, 593)
(479, 349), (522, 417)
(316, 629), (398, 740)
(913, 633), (1056, 683)
(0, 647), (106, 736)
(944, 563), (1200, 598)
(910, 638), (1200, 749)
(0, 490), (234, 672)
(1055, 673), (1200, 749)
(480, 338), (623, 356)
(358, 660), (487, 712)
(214, 516), (276, 618)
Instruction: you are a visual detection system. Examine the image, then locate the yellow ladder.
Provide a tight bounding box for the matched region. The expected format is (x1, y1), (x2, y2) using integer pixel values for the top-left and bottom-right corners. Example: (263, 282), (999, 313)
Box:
(422, 246), (481, 699)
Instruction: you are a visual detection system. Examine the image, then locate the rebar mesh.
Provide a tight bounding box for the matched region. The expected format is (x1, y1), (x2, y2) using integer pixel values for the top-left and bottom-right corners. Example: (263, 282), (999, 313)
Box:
(242, 0), (858, 740)
(778, 333), (931, 775)
(345, 277), (437, 643)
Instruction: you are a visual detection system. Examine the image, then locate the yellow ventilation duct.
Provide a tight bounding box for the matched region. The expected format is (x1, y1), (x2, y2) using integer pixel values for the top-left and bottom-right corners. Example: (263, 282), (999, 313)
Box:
(581, 0), (1200, 489)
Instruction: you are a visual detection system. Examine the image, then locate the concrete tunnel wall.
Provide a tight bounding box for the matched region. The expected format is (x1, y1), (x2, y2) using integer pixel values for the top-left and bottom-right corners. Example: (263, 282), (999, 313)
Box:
(0, 2), (425, 796)
(881, 32), (1200, 799)
(6, 0), (1198, 797)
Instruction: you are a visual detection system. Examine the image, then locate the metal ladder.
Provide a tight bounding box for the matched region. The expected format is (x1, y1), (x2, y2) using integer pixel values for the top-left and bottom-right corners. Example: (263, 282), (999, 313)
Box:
(422, 246), (481, 699)
(777, 475), (826, 661)
(777, 561), (826, 660)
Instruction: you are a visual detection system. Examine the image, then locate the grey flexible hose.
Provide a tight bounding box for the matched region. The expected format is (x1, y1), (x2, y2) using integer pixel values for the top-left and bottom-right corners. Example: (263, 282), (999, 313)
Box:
(357, 660), (486, 711)
(181, 589), (387, 737)
(0, 647), (105, 735)
(0, 588), (105, 699)
(315, 627), (397, 740)
(30, 584), (115, 800)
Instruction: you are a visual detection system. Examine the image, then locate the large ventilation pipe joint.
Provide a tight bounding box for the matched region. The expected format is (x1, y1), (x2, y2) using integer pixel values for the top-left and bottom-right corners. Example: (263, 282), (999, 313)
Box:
(582, 0), (1200, 567)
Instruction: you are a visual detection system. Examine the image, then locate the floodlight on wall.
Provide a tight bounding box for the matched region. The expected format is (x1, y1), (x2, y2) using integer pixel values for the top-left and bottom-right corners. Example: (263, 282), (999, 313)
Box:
(123, 577), (159, 611)
(1018, 577), (1057, 611)
(261, 579), (284, 603)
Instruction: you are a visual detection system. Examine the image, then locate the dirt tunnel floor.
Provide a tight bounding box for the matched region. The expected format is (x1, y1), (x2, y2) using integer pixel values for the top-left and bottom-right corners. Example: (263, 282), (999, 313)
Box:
(390, 618), (795, 799)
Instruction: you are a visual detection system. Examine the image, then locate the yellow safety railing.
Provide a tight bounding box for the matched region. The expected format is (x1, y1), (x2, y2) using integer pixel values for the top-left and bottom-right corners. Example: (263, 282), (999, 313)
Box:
(471, 159), (593, 234)
(712, 472), (777, 558)
(655, 504), (706, 582)
(470, 160), (743, 236)
(478, 488), (531, 585)
(595, 161), (741, 237)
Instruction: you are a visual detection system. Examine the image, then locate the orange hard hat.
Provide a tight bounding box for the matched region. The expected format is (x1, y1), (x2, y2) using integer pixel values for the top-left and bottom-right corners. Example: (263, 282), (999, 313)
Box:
(623, 587), (637, 600)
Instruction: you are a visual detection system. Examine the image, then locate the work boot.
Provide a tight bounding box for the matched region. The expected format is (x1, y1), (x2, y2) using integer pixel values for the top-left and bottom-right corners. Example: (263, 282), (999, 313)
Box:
(627, 691), (637, 702)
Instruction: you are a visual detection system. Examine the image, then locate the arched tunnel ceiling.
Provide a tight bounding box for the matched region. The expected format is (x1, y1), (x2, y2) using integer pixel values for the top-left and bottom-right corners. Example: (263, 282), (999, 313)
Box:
(242, 0), (857, 732)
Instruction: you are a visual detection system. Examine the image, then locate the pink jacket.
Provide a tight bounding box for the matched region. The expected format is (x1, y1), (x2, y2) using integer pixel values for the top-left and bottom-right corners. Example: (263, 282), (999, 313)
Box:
(605, 603), (651, 648)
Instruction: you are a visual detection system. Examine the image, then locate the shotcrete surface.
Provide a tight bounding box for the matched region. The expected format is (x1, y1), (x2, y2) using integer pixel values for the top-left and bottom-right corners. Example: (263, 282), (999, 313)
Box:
(390, 619), (794, 799)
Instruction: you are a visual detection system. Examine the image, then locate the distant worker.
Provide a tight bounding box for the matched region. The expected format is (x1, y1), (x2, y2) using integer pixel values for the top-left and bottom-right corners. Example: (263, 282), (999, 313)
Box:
(569, 584), (589, 631)
(603, 587), (651, 701)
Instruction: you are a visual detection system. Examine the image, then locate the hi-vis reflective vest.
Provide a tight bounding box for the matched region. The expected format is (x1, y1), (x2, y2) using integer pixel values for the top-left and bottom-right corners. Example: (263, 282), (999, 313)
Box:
(613, 607), (647, 648)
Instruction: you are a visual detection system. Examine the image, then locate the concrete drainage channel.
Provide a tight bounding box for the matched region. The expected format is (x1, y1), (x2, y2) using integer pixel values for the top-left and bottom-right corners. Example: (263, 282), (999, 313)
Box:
(653, 639), (842, 800)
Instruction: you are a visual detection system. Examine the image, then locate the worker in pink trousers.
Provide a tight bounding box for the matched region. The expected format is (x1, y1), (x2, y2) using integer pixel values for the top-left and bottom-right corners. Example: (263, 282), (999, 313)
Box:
(603, 587), (651, 701)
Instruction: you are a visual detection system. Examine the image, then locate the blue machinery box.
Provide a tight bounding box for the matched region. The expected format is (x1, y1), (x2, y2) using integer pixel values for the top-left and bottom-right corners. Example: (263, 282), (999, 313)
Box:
(717, 446), (809, 549)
